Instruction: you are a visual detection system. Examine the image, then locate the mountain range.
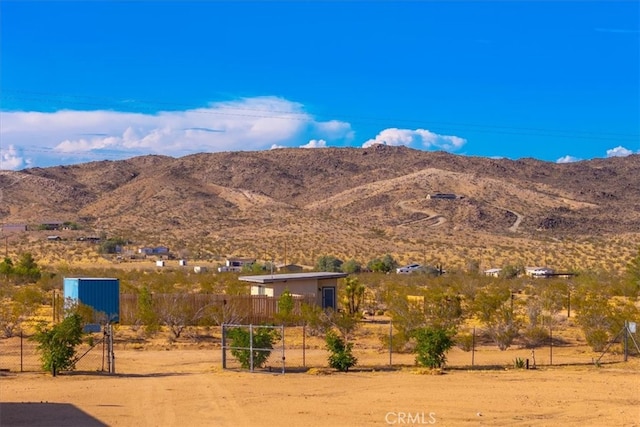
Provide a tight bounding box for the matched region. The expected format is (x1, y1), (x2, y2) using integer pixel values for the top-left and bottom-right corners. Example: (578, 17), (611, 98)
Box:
(1, 145), (639, 272)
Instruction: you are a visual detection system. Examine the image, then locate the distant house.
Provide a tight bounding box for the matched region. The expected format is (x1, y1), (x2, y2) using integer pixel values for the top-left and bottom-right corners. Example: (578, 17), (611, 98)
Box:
(426, 193), (460, 200)
(2, 224), (27, 234)
(484, 268), (502, 277)
(525, 267), (555, 278)
(47, 235), (62, 241)
(218, 258), (256, 273)
(138, 246), (170, 256)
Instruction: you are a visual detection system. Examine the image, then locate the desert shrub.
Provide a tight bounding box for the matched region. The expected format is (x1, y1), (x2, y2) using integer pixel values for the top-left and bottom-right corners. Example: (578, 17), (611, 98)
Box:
(522, 326), (550, 348)
(412, 327), (454, 369)
(325, 330), (357, 372)
(341, 259), (362, 274)
(274, 290), (299, 326)
(137, 287), (160, 335)
(227, 326), (280, 369)
(380, 330), (415, 353)
(367, 254), (398, 273)
(473, 286), (521, 350)
(315, 255), (343, 272)
(584, 328), (609, 352)
(32, 314), (84, 374)
(0, 285), (45, 337)
(513, 357), (526, 369)
(454, 331), (475, 352)
(301, 303), (330, 336)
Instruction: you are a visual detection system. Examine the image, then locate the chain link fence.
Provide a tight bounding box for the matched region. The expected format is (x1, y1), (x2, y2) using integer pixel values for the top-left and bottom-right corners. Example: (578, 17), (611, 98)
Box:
(0, 329), (112, 373)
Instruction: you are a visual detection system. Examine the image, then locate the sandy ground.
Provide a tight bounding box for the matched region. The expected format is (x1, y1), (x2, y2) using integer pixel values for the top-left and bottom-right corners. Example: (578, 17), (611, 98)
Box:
(1, 346), (639, 427)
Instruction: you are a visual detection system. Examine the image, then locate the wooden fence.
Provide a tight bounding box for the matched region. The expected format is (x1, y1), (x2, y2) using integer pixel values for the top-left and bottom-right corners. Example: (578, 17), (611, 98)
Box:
(119, 293), (315, 325)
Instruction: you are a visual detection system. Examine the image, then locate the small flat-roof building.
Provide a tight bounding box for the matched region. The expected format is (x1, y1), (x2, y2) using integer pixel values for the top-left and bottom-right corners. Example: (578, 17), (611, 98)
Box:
(239, 272), (348, 310)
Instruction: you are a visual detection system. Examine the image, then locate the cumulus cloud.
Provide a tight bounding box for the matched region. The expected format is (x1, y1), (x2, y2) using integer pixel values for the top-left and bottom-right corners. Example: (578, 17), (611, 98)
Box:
(0, 145), (31, 170)
(300, 139), (327, 149)
(606, 146), (635, 158)
(0, 97), (354, 167)
(362, 128), (466, 151)
(556, 155), (581, 164)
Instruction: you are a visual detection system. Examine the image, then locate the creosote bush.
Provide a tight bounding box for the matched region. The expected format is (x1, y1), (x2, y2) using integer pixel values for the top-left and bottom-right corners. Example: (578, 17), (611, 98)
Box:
(32, 314), (84, 374)
(227, 326), (280, 369)
(325, 330), (357, 372)
(412, 327), (454, 369)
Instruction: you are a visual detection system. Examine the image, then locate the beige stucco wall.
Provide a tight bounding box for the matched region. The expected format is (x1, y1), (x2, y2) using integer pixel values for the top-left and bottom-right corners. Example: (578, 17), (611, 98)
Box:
(255, 277), (339, 307)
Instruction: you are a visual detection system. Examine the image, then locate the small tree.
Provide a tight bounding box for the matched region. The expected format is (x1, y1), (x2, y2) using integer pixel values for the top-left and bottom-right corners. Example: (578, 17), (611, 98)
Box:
(274, 289), (298, 325)
(316, 255), (343, 272)
(341, 259), (362, 274)
(137, 287), (160, 335)
(412, 327), (454, 369)
(227, 326), (280, 369)
(32, 314), (84, 375)
(486, 303), (521, 351)
(325, 330), (357, 372)
(0, 257), (14, 280)
(343, 277), (365, 316)
(0, 286), (44, 337)
(367, 254), (398, 273)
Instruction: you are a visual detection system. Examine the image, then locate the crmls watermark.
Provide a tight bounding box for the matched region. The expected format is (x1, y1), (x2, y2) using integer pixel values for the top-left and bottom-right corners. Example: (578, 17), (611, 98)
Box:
(385, 411), (437, 425)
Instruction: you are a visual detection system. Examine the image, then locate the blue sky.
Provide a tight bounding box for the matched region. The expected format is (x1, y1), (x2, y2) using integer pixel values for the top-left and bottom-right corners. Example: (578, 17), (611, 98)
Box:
(1, 1), (638, 170)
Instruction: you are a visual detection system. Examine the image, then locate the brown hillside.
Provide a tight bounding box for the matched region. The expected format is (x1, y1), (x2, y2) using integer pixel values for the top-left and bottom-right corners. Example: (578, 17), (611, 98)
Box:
(1, 146), (639, 271)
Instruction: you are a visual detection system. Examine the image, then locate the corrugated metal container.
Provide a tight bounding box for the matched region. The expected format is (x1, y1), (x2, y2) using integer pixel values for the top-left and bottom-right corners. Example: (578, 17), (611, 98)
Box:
(63, 277), (120, 323)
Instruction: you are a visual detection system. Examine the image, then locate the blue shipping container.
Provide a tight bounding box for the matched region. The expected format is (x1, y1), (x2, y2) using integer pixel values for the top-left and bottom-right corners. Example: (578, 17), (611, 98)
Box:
(63, 278), (120, 323)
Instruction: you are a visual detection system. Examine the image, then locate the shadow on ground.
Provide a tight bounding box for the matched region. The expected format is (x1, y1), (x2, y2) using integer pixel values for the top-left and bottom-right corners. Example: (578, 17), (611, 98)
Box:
(0, 403), (107, 427)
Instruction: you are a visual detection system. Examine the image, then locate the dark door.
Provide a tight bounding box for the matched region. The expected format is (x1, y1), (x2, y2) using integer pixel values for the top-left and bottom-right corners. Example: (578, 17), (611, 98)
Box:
(322, 287), (335, 310)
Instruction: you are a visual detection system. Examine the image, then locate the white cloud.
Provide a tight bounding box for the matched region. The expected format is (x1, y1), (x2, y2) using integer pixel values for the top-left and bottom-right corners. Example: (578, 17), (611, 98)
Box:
(0, 145), (31, 170)
(300, 139), (327, 149)
(362, 128), (466, 151)
(606, 146), (635, 158)
(556, 155), (581, 164)
(0, 97), (353, 167)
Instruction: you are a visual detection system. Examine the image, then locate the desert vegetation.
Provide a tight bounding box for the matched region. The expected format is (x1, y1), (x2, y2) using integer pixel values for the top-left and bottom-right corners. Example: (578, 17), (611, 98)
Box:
(1, 248), (638, 374)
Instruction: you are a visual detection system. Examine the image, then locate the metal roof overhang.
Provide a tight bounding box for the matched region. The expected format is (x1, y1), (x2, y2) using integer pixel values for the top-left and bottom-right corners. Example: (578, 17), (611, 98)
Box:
(238, 272), (348, 284)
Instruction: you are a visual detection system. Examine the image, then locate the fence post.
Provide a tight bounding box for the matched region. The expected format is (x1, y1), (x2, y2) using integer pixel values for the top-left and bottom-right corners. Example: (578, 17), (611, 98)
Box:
(109, 324), (115, 374)
(281, 325), (285, 374)
(389, 320), (392, 367)
(249, 324), (254, 372)
(102, 328), (106, 372)
(221, 324), (227, 369)
(302, 325), (306, 368)
(20, 331), (24, 372)
(472, 327), (475, 367)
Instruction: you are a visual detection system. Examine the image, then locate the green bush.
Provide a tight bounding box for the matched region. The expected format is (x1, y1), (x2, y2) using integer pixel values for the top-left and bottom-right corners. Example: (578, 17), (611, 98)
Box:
(227, 326), (280, 369)
(412, 327), (454, 369)
(326, 330), (357, 372)
(32, 314), (84, 374)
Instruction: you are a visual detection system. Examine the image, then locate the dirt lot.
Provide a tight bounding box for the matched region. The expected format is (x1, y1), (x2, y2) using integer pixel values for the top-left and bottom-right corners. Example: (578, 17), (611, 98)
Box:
(1, 342), (639, 427)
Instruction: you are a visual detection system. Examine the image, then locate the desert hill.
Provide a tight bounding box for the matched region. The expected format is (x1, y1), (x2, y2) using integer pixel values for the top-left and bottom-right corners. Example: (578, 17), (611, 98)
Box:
(1, 146), (639, 271)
